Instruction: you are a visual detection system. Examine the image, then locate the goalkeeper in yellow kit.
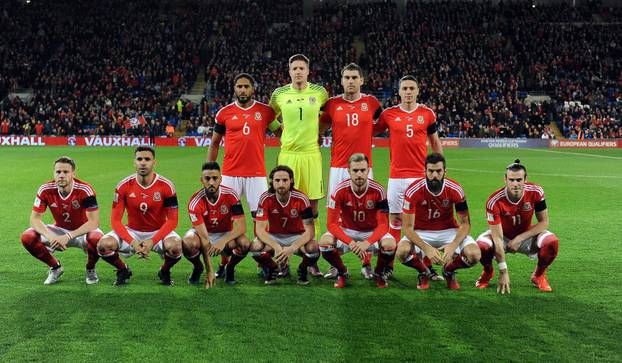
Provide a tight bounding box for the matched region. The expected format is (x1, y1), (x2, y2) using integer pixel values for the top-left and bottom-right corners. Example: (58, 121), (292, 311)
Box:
(269, 54), (328, 276)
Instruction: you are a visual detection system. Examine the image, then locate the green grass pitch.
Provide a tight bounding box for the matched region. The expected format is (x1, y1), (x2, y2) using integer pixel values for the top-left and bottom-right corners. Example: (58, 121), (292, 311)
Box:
(0, 146), (621, 362)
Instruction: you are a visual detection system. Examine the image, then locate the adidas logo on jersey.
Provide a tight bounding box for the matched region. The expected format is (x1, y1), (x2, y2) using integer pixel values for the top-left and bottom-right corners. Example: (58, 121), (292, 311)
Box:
(422, 200), (427, 206)
(232, 115), (238, 120)
(395, 117), (402, 122)
(271, 209), (280, 214)
(50, 202), (58, 208)
(129, 193), (136, 198)
(336, 106), (343, 111)
(345, 202), (353, 207)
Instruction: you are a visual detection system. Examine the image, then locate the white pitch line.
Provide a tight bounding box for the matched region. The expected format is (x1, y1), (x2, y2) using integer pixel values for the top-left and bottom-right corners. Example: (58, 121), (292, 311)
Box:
(450, 167), (622, 179)
(524, 148), (622, 160)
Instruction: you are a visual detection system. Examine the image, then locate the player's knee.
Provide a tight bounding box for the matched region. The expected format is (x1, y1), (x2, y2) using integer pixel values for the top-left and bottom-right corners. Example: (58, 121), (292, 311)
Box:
(166, 238), (182, 256)
(182, 236), (200, 253)
(395, 242), (410, 262)
(97, 237), (117, 252)
(389, 214), (402, 227)
(539, 232), (559, 249)
(86, 231), (103, 247)
(21, 229), (39, 247)
(381, 238), (396, 252)
(305, 240), (319, 254)
(249, 238), (263, 252)
(464, 246), (481, 265)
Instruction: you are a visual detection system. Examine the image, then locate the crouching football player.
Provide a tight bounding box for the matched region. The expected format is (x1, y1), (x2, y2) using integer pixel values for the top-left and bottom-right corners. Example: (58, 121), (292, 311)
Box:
(97, 146), (182, 286)
(249, 165), (319, 285)
(320, 153), (395, 288)
(475, 160), (558, 293)
(397, 153), (480, 290)
(21, 156), (103, 284)
(183, 162), (250, 288)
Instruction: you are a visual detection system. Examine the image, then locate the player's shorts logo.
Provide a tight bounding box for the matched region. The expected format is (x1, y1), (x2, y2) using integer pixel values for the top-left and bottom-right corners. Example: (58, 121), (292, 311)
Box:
(153, 192), (161, 201)
(220, 205), (229, 214)
(417, 115), (425, 124)
(290, 209), (299, 218)
(71, 200), (80, 209)
(442, 199), (450, 207)
(361, 103), (368, 111)
(309, 96), (316, 105)
(523, 202), (532, 211)
(255, 112), (262, 120)
(366, 200), (375, 209)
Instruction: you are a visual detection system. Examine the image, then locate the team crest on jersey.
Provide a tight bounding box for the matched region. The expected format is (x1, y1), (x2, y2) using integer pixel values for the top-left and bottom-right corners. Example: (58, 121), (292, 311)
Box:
(442, 199), (450, 207)
(255, 112), (262, 120)
(523, 202), (532, 211)
(220, 205), (229, 214)
(309, 96), (316, 105)
(72, 200), (80, 209)
(366, 200), (375, 209)
(290, 209), (299, 217)
(153, 192), (161, 201)
(361, 103), (368, 111)
(417, 115), (425, 124)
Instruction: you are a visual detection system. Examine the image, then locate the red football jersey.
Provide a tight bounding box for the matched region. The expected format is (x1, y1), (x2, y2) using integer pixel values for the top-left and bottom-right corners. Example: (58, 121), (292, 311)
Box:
(33, 178), (98, 230)
(255, 189), (312, 234)
(402, 178), (467, 230)
(215, 101), (276, 177)
(375, 104), (437, 178)
(485, 183), (546, 240)
(187, 185), (245, 233)
(328, 179), (388, 232)
(321, 94), (381, 168)
(112, 174), (178, 233)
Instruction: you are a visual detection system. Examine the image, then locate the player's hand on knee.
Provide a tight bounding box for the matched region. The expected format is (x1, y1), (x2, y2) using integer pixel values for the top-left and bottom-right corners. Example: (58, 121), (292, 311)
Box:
(131, 239), (144, 257)
(50, 235), (69, 251)
(441, 245), (456, 265)
(210, 242), (224, 257)
(506, 238), (520, 253)
(497, 270), (511, 295)
(423, 245), (443, 265)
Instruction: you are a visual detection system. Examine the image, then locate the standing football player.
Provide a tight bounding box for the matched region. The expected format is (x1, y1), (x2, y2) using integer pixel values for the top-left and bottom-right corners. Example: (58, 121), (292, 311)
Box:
(21, 156), (103, 284)
(475, 160), (559, 293)
(374, 75), (444, 279)
(207, 73), (279, 277)
(319, 63), (383, 279)
(97, 146), (182, 286)
(269, 54), (328, 274)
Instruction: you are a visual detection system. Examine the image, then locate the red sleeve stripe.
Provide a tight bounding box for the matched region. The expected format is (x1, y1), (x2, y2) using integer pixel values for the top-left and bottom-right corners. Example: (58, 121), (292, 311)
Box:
(486, 190), (506, 211)
(444, 180), (465, 199)
(157, 175), (177, 194)
(404, 179), (426, 199)
(220, 186), (241, 201)
(188, 190), (206, 211)
(524, 185), (545, 198)
(37, 183), (57, 195)
(214, 103), (231, 122)
(291, 191), (310, 207)
(258, 191), (272, 205)
(116, 175), (135, 190)
(74, 184), (95, 197)
(368, 180), (387, 199)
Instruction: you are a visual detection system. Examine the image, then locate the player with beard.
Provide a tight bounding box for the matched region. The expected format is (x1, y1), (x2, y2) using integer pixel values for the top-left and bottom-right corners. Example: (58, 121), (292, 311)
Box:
(475, 160), (559, 293)
(249, 165), (319, 285)
(207, 73), (280, 278)
(183, 162), (250, 287)
(320, 153), (395, 288)
(397, 153), (480, 290)
(98, 146), (182, 286)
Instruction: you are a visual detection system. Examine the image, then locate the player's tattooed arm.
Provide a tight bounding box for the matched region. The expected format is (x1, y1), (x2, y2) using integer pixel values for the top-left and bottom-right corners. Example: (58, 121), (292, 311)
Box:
(402, 212), (443, 264)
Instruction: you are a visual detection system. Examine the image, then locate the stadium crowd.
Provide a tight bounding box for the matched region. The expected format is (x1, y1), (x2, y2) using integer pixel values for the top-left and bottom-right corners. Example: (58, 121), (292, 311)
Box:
(0, 0), (620, 139)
